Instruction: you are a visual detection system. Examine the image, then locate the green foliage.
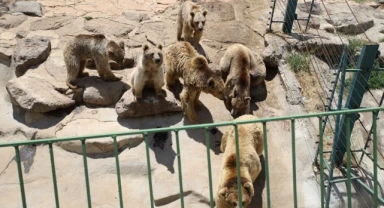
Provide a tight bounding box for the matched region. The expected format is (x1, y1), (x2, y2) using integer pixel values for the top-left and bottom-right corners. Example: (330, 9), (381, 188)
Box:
(343, 60), (384, 90)
(287, 53), (310, 73)
(84, 16), (93, 21)
(379, 37), (384, 43)
(348, 38), (368, 52)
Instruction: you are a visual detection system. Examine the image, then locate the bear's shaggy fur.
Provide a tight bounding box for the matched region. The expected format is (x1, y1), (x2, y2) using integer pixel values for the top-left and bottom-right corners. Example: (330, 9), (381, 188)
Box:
(215, 114), (264, 208)
(63, 34), (125, 89)
(130, 43), (164, 99)
(220, 44), (254, 118)
(165, 41), (225, 124)
(177, 1), (207, 46)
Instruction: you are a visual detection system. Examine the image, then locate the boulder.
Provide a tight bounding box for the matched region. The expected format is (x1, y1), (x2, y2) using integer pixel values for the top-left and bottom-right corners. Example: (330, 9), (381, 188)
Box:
(11, 37), (51, 77)
(16, 30), (29, 39)
(0, 42), (14, 61)
(278, 63), (303, 105)
(250, 52), (266, 86)
(83, 78), (129, 107)
(262, 34), (288, 69)
(6, 75), (75, 113)
(0, 13), (27, 29)
(202, 1), (235, 22)
(204, 21), (261, 48)
(298, 2), (322, 15)
(123, 11), (150, 22)
(8, 1), (43, 17)
(326, 13), (374, 35)
(84, 18), (135, 37)
(116, 88), (183, 118)
(30, 15), (74, 31)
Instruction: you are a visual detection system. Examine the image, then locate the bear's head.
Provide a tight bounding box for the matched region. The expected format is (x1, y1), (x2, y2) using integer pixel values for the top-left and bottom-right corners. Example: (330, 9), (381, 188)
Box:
(107, 40), (125, 68)
(191, 56), (226, 100)
(228, 87), (250, 118)
(218, 178), (254, 208)
(142, 43), (163, 67)
(190, 6), (207, 31)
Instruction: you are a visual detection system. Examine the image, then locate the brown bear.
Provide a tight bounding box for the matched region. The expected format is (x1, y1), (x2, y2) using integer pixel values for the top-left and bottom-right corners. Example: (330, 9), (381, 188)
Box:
(63, 34), (125, 89)
(130, 43), (164, 100)
(165, 41), (225, 124)
(177, 1), (207, 46)
(220, 44), (255, 118)
(215, 114), (264, 208)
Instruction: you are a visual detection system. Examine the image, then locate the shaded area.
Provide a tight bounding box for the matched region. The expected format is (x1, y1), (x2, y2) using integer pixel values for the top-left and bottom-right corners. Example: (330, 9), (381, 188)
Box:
(249, 155), (266, 208)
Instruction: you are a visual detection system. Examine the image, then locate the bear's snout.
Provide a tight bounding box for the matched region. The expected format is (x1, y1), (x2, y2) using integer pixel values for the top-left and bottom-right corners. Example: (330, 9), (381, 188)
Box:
(155, 58), (161, 63)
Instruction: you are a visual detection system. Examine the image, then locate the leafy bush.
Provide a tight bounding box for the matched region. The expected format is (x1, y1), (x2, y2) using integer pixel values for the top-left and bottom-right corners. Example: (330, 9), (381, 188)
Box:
(287, 53), (310, 73)
(348, 38), (368, 52)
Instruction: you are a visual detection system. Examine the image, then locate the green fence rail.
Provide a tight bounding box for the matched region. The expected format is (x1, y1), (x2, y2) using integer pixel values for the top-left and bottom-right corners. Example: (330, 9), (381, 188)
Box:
(0, 107), (383, 208)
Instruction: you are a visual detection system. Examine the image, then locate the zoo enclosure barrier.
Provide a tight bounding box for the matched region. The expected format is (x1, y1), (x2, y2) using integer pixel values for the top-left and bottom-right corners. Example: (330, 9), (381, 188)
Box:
(0, 107), (383, 208)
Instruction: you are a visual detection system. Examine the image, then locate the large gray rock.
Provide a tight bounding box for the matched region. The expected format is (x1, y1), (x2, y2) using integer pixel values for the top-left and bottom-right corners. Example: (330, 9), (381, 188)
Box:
(262, 34), (288, 69)
(83, 78), (129, 107)
(8, 1), (43, 17)
(0, 41), (14, 61)
(84, 18), (135, 37)
(6, 75), (75, 113)
(298, 2), (322, 15)
(0, 13), (27, 29)
(202, 1), (235, 22)
(279, 63), (302, 105)
(204, 21), (261, 48)
(30, 16), (74, 31)
(326, 13), (374, 35)
(123, 11), (150, 22)
(11, 37), (51, 77)
(250, 52), (266, 86)
(116, 88), (182, 118)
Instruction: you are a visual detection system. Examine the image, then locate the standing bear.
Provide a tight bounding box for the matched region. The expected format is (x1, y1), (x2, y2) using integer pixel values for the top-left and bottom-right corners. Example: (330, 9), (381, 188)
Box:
(177, 1), (207, 46)
(165, 41), (225, 124)
(220, 44), (266, 118)
(215, 114), (264, 208)
(130, 43), (164, 99)
(63, 34), (125, 89)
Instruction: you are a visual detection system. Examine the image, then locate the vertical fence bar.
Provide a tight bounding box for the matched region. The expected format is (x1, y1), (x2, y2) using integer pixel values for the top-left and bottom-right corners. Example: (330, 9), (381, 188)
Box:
(144, 133), (155, 208)
(318, 117), (325, 208)
(282, 0), (298, 34)
(268, 0), (278, 31)
(81, 139), (92, 208)
(372, 112), (378, 208)
(15, 146), (27, 208)
(175, 130), (185, 208)
(346, 115), (351, 208)
(233, 124), (243, 208)
(204, 128), (214, 208)
(49, 143), (60, 208)
(112, 136), (123, 208)
(291, 119), (298, 208)
(263, 122), (271, 208)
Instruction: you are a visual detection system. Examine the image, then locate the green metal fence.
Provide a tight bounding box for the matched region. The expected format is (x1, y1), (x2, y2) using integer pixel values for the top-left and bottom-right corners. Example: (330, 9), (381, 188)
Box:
(0, 107), (383, 208)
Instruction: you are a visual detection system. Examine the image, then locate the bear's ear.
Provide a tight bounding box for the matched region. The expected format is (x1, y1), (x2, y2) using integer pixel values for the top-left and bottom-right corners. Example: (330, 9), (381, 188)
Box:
(157, 44), (163, 50)
(244, 182), (254, 197)
(203, 10), (207, 16)
(208, 78), (215, 88)
(142, 43), (149, 51)
(244, 97), (251, 101)
(119, 41), (125, 50)
(190, 11), (195, 17)
(219, 188), (227, 198)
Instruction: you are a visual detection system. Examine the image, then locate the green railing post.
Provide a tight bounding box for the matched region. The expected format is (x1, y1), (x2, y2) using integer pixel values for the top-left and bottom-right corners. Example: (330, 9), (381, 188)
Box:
(81, 139), (92, 208)
(112, 136), (123, 208)
(346, 115), (352, 208)
(282, 0), (298, 34)
(332, 44), (379, 166)
(263, 122), (271, 208)
(204, 128), (214, 208)
(291, 119), (298, 208)
(174, 130), (185, 208)
(49, 143), (60, 208)
(318, 117), (325, 208)
(15, 146), (27, 208)
(372, 111), (378, 208)
(144, 133), (155, 208)
(233, 124), (243, 208)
